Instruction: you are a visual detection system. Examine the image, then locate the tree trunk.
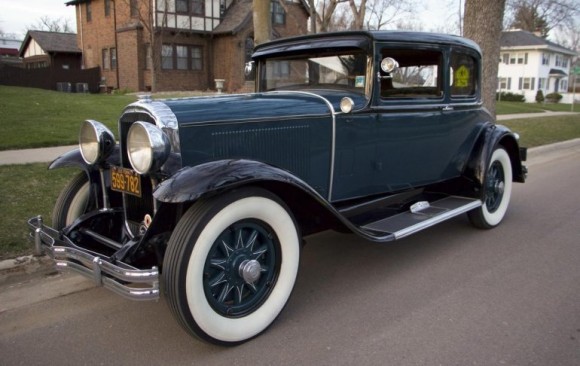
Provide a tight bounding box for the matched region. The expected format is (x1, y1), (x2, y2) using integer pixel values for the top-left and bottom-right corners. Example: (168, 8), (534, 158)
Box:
(253, 0), (272, 45)
(463, 0), (506, 117)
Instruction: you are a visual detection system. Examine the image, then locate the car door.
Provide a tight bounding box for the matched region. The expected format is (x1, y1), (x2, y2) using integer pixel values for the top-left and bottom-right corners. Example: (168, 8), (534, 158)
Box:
(332, 44), (482, 202)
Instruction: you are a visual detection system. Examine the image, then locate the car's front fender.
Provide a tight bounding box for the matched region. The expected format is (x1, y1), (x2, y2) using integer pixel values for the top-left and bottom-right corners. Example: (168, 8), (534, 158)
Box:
(48, 146), (121, 172)
(153, 159), (322, 203)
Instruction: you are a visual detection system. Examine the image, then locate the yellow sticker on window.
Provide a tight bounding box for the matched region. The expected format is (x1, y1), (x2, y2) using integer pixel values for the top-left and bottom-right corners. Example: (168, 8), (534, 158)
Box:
(454, 65), (470, 87)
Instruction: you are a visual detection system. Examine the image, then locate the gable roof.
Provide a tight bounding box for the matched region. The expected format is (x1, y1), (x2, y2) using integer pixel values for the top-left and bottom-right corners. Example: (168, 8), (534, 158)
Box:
(213, 0), (310, 35)
(19, 31), (80, 57)
(500, 30), (577, 56)
(213, 0), (253, 35)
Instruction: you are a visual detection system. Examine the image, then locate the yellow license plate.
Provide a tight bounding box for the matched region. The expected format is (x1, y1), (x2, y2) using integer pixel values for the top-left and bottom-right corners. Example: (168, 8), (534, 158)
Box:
(111, 166), (142, 197)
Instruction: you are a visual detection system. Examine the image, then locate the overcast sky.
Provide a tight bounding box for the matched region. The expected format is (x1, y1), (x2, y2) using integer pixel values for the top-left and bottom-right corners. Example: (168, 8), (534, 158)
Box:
(0, 0), (457, 39)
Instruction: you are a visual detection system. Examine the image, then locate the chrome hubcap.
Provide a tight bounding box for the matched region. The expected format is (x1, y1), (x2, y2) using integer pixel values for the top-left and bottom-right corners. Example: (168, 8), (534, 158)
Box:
(238, 259), (262, 284)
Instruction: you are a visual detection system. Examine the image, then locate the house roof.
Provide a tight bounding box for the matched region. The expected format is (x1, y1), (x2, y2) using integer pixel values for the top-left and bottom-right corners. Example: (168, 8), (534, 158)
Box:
(213, 0), (253, 35)
(19, 31), (80, 57)
(213, 0), (310, 36)
(500, 30), (577, 56)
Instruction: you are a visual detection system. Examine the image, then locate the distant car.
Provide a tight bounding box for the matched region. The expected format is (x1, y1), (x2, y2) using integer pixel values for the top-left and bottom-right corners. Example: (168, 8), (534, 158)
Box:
(29, 31), (527, 345)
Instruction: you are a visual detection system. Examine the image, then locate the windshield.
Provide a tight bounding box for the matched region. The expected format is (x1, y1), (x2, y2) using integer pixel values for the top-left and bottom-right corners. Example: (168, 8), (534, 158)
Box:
(259, 50), (371, 98)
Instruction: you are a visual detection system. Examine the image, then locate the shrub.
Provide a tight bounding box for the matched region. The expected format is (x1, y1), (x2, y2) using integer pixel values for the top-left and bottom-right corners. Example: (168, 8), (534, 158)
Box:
(545, 92), (563, 103)
(496, 92), (526, 102)
(535, 90), (544, 103)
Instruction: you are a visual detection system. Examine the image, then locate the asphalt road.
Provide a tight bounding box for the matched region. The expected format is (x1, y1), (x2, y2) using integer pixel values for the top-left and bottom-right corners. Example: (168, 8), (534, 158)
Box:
(1, 148), (579, 365)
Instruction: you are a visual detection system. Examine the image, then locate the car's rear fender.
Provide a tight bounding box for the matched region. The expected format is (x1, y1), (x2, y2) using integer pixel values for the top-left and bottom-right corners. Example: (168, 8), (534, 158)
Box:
(466, 122), (527, 191)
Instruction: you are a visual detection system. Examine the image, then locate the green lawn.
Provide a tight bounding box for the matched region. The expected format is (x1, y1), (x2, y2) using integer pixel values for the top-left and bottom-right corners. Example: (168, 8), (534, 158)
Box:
(501, 115), (580, 148)
(0, 86), (135, 150)
(497, 101), (578, 114)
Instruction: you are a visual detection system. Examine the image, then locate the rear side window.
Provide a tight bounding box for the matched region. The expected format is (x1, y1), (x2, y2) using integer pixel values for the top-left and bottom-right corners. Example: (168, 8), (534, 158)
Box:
(380, 49), (443, 99)
(450, 52), (477, 98)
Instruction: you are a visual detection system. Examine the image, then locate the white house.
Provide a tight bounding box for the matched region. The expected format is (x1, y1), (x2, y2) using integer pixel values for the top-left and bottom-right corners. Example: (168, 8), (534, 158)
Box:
(498, 29), (578, 103)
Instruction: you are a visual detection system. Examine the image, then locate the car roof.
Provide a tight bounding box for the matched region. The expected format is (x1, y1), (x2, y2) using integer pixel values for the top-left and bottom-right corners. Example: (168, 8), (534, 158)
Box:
(253, 31), (481, 58)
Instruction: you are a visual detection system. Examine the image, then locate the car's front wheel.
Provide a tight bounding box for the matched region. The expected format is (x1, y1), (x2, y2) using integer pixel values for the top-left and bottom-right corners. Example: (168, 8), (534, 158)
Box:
(468, 147), (513, 229)
(52, 171), (92, 230)
(163, 188), (300, 345)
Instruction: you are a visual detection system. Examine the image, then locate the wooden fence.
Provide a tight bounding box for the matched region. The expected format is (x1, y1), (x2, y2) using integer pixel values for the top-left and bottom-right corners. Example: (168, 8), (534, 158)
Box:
(0, 64), (101, 93)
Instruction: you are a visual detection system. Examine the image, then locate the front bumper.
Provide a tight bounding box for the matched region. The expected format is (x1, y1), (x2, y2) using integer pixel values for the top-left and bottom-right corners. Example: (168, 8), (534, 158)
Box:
(28, 216), (159, 301)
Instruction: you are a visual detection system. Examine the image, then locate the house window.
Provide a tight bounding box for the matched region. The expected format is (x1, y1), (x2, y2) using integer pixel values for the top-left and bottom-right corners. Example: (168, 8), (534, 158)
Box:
(110, 48), (117, 69)
(191, 0), (205, 15)
(86, 1), (92, 22)
(555, 55), (563, 67)
(509, 53), (527, 65)
(562, 57), (568, 68)
(502, 53), (509, 64)
(561, 80), (568, 91)
(161, 45), (173, 70)
(130, 0), (138, 17)
(104, 0), (111, 16)
(538, 77), (546, 90)
(176, 45), (188, 70)
(102, 48), (110, 69)
(176, 0), (188, 13)
(161, 44), (203, 70)
(519, 77), (535, 90)
(175, 0), (204, 15)
(542, 53), (550, 65)
(271, 1), (285, 25)
(191, 46), (202, 70)
(498, 77), (511, 90)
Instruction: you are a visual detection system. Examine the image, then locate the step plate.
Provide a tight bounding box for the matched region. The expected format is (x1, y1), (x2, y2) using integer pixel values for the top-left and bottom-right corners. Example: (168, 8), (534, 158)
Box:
(361, 196), (482, 240)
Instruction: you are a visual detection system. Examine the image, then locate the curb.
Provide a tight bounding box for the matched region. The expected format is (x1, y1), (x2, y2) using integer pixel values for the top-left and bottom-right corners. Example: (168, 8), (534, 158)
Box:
(2, 138), (580, 284)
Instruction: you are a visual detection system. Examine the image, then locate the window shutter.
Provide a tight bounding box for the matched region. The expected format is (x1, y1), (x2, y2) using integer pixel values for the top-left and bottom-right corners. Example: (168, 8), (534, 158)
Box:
(518, 77), (522, 90)
(531, 78), (535, 90)
(507, 78), (511, 90)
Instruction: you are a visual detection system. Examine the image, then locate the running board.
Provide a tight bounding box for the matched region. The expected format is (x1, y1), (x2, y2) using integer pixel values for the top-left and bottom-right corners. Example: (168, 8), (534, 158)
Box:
(361, 196), (482, 240)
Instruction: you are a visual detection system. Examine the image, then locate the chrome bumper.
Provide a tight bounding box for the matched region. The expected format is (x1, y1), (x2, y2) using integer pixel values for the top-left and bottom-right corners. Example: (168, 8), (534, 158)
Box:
(28, 216), (159, 301)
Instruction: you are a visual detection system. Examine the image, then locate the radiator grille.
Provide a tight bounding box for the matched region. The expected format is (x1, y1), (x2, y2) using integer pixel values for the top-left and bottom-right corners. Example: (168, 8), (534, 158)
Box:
(212, 125), (311, 178)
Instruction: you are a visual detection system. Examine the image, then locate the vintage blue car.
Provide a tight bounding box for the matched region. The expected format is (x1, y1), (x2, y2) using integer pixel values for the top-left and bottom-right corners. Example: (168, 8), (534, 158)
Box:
(29, 31), (526, 345)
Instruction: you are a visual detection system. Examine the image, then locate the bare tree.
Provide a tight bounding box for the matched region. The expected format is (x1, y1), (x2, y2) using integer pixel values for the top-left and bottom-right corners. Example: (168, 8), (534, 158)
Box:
(365, 0), (416, 30)
(26, 16), (74, 33)
(464, 0), (507, 117)
(506, 0), (579, 36)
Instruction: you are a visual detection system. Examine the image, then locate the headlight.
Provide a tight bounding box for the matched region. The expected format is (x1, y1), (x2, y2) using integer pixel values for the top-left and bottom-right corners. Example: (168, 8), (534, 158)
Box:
(79, 120), (115, 165)
(127, 122), (170, 174)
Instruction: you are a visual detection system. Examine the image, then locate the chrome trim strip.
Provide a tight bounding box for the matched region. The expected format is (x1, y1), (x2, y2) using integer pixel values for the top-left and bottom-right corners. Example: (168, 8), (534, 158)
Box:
(28, 216), (159, 301)
(267, 91), (337, 202)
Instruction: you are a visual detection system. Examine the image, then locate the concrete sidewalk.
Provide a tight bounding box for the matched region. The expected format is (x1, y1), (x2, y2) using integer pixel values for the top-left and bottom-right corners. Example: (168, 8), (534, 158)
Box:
(496, 110), (579, 121)
(0, 145), (77, 165)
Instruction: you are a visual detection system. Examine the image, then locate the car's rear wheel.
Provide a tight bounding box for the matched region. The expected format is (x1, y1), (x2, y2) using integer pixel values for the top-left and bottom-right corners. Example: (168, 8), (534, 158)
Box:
(468, 147), (512, 229)
(52, 171), (92, 230)
(163, 188), (300, 345)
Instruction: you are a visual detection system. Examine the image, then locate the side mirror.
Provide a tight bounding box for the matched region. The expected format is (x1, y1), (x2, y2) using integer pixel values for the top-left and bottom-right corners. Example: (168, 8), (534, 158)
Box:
(245, 61), (255, 76)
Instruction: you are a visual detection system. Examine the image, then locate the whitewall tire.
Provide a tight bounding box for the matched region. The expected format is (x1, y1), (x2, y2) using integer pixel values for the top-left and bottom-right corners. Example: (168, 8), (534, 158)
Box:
(163, 188), (300, 345)
(52, 171), (91, 229)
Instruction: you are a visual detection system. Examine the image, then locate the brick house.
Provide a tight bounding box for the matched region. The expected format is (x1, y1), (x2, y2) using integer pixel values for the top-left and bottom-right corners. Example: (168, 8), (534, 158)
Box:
(19, 31), (82, 70)
(64, 0), (309, 92)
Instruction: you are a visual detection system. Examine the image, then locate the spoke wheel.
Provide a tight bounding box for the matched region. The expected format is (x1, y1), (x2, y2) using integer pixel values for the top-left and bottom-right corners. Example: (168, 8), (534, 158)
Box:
(468, 147), (512, 229)
(203, 219), (280, 317)
(163, 188), (300, 345)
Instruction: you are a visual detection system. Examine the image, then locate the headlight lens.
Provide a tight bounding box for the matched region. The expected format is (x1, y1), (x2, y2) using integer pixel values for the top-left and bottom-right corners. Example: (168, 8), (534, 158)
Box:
(79, 120), (115, 165)
(127, 122), (170, 174)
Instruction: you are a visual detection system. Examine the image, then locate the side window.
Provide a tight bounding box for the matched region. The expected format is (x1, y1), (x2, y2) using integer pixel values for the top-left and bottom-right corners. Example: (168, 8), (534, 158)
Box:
(450, 52), (477, 98)
(380, 49), (443, 99)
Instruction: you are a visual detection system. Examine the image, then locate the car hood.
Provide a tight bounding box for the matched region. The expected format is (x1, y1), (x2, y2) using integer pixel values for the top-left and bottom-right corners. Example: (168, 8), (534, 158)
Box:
(160, 92), (335, 126)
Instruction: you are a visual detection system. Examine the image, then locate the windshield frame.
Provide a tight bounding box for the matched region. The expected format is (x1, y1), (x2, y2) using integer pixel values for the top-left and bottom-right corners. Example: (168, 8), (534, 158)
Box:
(257, 48), (373, 101)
